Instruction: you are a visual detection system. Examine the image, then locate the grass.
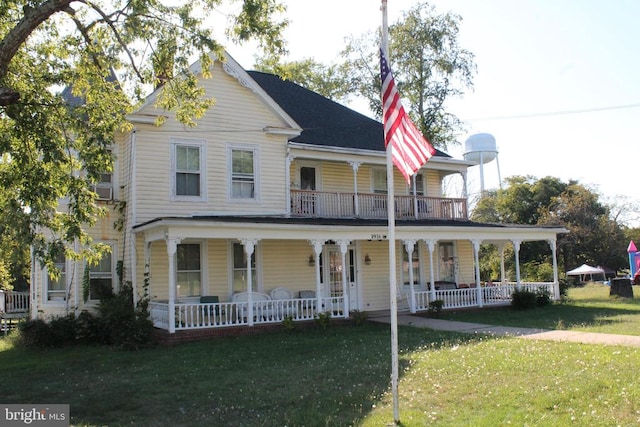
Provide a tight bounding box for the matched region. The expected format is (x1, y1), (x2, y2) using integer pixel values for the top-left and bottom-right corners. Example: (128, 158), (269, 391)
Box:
(439, 283), (640, 335)
(1, 284), (640, 426)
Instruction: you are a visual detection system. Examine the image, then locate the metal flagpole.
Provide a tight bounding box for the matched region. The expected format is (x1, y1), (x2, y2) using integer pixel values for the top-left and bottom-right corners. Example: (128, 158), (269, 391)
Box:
(381, 0), (400, 424)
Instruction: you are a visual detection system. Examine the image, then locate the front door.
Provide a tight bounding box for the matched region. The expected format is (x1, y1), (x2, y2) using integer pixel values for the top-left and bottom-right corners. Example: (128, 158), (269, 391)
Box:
(323, 245), (358, 311)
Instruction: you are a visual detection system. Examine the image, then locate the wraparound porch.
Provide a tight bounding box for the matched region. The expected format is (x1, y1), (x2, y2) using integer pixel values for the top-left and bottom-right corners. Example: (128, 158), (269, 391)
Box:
(149, 282), (555, 332)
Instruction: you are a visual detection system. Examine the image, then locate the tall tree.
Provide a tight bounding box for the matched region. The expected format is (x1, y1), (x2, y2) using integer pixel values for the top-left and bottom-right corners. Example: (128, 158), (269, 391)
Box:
(473, 175), (629, 279)
(340, 1), (475, 150)
(0, 0), (288, 271)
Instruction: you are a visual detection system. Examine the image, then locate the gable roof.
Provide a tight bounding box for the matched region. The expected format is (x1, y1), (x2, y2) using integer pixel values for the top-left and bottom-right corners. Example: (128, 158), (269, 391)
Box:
(247, 71), (450, 157)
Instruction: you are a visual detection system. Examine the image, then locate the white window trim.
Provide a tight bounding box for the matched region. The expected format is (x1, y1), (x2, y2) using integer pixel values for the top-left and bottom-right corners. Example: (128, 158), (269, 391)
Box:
(174, 240), (208, 301)
(227, 240), (263, 296)
(44, 258), (68, 305)
(226, 143), (260, 203)
(86, 242), (117, 304)
(170, 139), (207, 202)
(371, 167), (387, 194)
(295, 161), (322, 191)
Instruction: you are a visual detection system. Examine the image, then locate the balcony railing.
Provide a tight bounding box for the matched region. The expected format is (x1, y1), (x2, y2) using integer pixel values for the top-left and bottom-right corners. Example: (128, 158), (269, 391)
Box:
(291, 190), (467, 220)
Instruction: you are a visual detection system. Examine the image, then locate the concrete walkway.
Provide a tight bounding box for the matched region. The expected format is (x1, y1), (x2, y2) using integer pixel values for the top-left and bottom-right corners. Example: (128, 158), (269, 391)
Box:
(369, 312), (640, 348)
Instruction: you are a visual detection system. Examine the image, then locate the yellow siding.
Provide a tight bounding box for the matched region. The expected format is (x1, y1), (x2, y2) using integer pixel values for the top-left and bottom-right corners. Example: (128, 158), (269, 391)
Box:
(426, 170), (442, 197)
(359, 241), (395, 310)
(133, 62), (289, 223)
(455, 241), (475, 286)
(261, 240), (317, 293)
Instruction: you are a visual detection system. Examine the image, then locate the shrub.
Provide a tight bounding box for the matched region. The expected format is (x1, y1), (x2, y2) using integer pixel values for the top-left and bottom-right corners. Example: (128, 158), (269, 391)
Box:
(314, 311), (332, 330)
(536, 288), (552, 307)
(350, 309), (369, 326)
(281, 315), (296, 331)
(427, 300), (444, 318)
(511, 289), (537, 310)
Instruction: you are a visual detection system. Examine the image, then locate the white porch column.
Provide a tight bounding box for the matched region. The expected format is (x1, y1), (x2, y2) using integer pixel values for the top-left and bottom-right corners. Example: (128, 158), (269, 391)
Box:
(285, 152), (293, 217)
(426, 239), (436, 301)
(309, 239), (324, 312)
(240, 239), (257, 326)
(403, 239), (417, 313)
(497, 242), (506, 283)
(166, 237), (182, 334)
(513, 240), (522, 290)
(471, 239), (483, 308)
(348, 161), (361, 217)
(549, 239), (560, 299)
(143, 241), (152, 299)
(460, 171), (468, 199)
(337, 239), (350, 317)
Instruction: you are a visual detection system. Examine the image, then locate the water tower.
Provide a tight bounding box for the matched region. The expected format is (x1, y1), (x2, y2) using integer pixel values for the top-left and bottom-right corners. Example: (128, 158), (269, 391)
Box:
(463, 133), (502, 195)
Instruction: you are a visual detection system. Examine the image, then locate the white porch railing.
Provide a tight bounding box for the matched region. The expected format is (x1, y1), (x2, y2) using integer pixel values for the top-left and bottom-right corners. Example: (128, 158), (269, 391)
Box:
(150, 296), (345, 333)
(290, 190), (468, 220)
(1, 290), (30, 334)
(0, 290), (30, 314)
(412, 282), (556, 311)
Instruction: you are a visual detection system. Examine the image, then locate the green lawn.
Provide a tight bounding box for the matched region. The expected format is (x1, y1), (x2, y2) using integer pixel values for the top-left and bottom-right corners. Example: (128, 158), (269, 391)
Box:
(2, 284), (640, 426)
(439, 283), (640, 335)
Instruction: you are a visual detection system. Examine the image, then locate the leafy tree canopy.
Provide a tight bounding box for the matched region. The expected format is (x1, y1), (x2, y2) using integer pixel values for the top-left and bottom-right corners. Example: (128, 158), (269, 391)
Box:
(0, 0), (288, 271)
(472, 175), (629, 275)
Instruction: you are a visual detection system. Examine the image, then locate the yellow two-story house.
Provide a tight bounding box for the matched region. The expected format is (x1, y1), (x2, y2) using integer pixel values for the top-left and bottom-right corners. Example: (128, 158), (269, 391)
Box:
(31, 51), (566, 334)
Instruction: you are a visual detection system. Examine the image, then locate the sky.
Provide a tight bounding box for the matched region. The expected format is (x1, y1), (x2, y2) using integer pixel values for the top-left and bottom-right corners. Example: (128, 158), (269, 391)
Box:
(217, 0), (640, 225)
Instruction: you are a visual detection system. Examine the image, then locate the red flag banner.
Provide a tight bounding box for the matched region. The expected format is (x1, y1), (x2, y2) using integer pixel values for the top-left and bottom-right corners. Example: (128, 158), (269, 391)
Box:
(380, 49), (436, 183)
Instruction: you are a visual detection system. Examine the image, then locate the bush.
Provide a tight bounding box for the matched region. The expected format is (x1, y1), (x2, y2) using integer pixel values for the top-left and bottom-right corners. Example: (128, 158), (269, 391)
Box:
(536, 288), (551, 307)
(350, 309), (369, 326)
(511, 289), (537, 310)
(97, 283), (154, 350)
(18, 284), (153, 350)
(428, 300), (444, 318)
(314, 311), (332, 330)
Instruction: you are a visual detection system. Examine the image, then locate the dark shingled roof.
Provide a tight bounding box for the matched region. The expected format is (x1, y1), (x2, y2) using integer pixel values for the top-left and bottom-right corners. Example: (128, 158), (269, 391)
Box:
(247, 71), (450, 157)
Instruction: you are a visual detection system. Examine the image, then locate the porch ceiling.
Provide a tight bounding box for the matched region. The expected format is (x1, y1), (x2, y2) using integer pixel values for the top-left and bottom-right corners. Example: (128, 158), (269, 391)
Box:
(133, 215), (567, 243)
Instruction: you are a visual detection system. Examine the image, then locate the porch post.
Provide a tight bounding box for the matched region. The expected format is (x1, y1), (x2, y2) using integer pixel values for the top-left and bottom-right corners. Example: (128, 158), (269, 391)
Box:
(498, 242), (506, 283)
(166, 238), (182, 334)
(426, 239), (436, 301)
(144, 241), (151, 300)
(471, 240), (483, 308)
(241, 239), (257, 326)
(348, 161), (361, 217)
(403, 240), (417, 313)
(309, 239), (324, 313)
(549, 239), (560, 299)
(337, 239), (350, 318)
(285, 153), (293, 218)
(513, 240), (522, 290)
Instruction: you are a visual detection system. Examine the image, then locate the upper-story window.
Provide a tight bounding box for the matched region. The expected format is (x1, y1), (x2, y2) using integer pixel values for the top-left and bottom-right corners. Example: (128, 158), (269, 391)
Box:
(172, 140), (206, 201)
(414, 173), (425, 196)
(91, 149), (114, 201)
(228, 145), (258, 200)
(373, 168), (387, 194)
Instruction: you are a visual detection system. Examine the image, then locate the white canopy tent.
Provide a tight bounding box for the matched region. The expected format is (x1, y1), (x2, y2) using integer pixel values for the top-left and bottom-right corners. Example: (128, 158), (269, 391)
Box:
(566, 264), (606, 282)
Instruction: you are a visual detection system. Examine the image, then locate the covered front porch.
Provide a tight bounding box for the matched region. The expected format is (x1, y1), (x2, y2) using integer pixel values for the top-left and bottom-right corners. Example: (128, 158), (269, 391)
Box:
(132, 217), (565, 334)
(148, 281), (555, 332)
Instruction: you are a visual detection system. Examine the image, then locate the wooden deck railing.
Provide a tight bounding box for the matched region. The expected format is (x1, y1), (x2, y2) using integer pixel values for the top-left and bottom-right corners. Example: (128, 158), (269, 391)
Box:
(290, 190), (467, 220)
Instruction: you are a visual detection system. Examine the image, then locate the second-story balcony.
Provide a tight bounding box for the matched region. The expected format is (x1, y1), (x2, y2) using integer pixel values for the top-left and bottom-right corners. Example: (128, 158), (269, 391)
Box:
(290, 190), (468, 221)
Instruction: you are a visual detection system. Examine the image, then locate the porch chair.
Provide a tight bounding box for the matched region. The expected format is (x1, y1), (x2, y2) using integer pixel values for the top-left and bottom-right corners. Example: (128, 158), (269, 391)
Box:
(269, 287), (297, 318)
(232, 291), (273, 321)
(199, 295), (220, 315)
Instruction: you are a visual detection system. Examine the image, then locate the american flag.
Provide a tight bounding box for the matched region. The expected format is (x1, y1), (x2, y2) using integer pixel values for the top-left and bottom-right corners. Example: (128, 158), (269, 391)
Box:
(380, 49), (436, 183)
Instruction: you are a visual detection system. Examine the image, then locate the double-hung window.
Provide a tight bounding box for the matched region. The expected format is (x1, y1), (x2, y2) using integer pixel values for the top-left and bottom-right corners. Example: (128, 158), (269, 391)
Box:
(172, 141), (205, 200)
(89, 249), (114, 301)
(47, 253), (67, 301)
(229, 146), (258, 200)
(177, 243), (201, 298)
